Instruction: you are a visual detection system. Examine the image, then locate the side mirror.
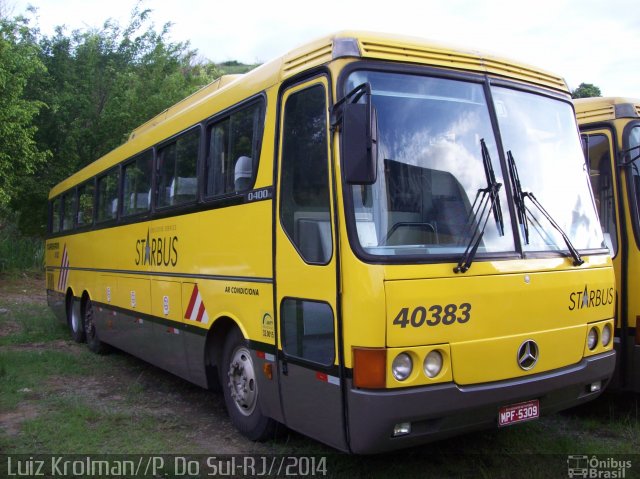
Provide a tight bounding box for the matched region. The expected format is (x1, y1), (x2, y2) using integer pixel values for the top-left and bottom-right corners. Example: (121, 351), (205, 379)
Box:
(341, 90), (378, 185)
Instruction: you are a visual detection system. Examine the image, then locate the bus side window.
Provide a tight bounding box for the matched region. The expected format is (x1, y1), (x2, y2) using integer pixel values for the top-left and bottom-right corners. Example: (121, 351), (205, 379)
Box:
(279, 84), (332, 264)
(122, 150), (153, 216)
(157, 129), (199, 208)
(77, 180), (95, 227)
(61, 191), (76, 231)
(51, 197), (61, 233)
(206, 102), (262, 197)
(96, 168), (119, 223)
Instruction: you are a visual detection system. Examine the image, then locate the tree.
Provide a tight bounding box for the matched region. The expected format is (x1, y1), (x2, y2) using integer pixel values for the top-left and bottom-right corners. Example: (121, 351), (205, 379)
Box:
(571, 83), (602, 99)
(0, 0), (16, 19)
(0, 15), (48, 210)
(13, 4), (220, 235)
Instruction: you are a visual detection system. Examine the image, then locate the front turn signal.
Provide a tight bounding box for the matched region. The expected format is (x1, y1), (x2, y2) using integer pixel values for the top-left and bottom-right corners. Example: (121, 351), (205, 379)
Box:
(353, 347), (386, 389)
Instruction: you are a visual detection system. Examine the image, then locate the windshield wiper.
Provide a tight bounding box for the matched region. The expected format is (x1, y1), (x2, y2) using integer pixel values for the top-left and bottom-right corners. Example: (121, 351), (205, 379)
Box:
(507, 151), (529, 243)
(507, 151), (584, 267)
(454, 139), (504, 273)
(482, 139), (505, 236)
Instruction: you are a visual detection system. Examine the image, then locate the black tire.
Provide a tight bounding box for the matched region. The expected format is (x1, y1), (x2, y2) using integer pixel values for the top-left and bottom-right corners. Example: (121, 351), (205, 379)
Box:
(221, 328), (276, 441)
(67, 295), (85, 343)
(83, 299), (109, 354)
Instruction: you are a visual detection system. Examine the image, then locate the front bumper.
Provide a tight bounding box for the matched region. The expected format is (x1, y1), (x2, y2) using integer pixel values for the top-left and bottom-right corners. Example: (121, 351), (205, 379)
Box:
(347, 351), (615, 454)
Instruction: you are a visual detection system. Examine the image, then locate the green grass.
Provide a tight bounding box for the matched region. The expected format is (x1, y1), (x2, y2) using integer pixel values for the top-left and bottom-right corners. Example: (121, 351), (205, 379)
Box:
(8, 399), (180, 453)
(0, 349), (88, 410)
(0, 303), (66, 345)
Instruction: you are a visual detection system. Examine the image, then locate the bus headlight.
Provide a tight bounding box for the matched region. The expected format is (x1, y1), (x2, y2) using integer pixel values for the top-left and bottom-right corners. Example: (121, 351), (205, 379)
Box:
(392, 353), (413, 381)
(602, 323), (612, 347)
(587, 327), (599, 350)
(423, 350), (443, 378)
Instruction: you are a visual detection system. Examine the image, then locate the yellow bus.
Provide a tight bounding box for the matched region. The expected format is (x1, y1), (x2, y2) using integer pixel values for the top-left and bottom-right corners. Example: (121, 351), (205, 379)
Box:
(574, 97), (640, 392)
(46, 31), (616, 453)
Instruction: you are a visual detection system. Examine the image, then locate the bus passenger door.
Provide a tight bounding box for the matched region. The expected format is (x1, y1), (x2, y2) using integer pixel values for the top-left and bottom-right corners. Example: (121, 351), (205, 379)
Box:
(275, 77), (346, 450)
(583, 129), (627, 384)
(583, 130), (622, 316)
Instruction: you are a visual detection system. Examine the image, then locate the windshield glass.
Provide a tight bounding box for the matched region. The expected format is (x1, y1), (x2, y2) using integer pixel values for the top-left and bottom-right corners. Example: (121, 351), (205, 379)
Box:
(491, 87), (604, 251)
(344, 71), (515, 257)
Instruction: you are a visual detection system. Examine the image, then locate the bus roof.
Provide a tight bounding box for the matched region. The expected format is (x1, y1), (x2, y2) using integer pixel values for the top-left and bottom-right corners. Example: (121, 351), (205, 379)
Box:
(49, 30), (570, 198)
(574, 96), (640, 123)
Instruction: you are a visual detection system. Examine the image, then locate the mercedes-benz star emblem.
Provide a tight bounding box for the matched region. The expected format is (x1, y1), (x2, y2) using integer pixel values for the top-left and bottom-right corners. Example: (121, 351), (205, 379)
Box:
(517, 340), (539, 370)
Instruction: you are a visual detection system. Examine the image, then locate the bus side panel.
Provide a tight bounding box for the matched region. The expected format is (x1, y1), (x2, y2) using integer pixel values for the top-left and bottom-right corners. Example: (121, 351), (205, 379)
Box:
(47, 290), (66, 324)
(250, 350), (283, 423)
(45, 237), (71, 324)
(149, 280), (190, 379)
(94, 275), (118, 343)
(178, 281), (209, 387)
(182, 331), (208, 388)
(115, 277), (151, 354)
(94, 275), (163, 369)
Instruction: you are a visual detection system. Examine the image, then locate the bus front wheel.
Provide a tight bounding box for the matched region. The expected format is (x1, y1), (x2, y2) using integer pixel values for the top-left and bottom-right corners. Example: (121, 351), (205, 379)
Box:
(222, 328), (276, 441)
(83, 299), (108, 355)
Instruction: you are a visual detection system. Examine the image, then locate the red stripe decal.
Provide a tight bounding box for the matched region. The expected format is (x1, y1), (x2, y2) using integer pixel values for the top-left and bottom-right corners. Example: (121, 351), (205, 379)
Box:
(184, 285), (198, 319)
(196, 301), (206, 322)
(316, 372), (328, 382)
(58, 245), (68, 290)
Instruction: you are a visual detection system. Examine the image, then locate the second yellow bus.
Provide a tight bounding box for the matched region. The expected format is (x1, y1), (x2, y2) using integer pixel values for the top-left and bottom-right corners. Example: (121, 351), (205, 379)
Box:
(575, 96), (640, 392)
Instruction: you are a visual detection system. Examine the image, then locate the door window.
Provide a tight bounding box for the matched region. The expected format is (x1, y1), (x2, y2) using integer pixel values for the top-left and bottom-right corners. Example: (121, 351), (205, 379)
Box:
(281, 298), (335, 365)
(584, 133), (618, 255)
(279, 84), (332, 264)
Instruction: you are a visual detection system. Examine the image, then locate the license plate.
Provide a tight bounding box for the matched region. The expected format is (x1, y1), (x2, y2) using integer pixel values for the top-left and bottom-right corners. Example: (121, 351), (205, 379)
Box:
(498, 399), (540, 426)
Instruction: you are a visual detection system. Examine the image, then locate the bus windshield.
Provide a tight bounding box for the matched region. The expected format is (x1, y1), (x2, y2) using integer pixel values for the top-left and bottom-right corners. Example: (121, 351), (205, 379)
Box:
(344, 70), (604, 259)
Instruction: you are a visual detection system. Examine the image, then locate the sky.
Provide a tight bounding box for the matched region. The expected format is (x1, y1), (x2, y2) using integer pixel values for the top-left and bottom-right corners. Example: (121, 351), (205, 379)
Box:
(5, 0), (640, 97)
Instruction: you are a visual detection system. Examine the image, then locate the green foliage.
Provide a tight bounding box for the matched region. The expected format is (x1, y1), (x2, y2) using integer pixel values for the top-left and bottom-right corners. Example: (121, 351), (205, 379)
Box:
(0, 208), (44, 272)
(11, 4), (221, 235)
(0, 15), (49, 208)
(572, 82), (602, 99)
(217, 60), (260, 75)
(0, 3), (259, 238)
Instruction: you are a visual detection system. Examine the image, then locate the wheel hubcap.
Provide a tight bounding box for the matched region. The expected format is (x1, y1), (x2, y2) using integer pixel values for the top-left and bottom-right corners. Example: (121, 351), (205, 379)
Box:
(227, 347), (257, 416)
(71, 310), (79, 332)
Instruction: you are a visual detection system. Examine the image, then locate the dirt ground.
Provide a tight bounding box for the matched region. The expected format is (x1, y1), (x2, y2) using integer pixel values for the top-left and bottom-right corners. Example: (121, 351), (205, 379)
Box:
(0, 273), (47, 304)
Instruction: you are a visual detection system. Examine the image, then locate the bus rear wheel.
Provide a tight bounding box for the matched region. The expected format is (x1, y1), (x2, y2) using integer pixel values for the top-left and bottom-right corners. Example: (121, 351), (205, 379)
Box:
(221, 328), (276, 441)
(67, 295), (85, 343)
(83, 299), (108, 355)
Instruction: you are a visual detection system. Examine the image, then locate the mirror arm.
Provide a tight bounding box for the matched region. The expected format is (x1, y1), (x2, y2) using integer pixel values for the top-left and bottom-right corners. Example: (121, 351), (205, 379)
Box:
(331, 82), (371, 129)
